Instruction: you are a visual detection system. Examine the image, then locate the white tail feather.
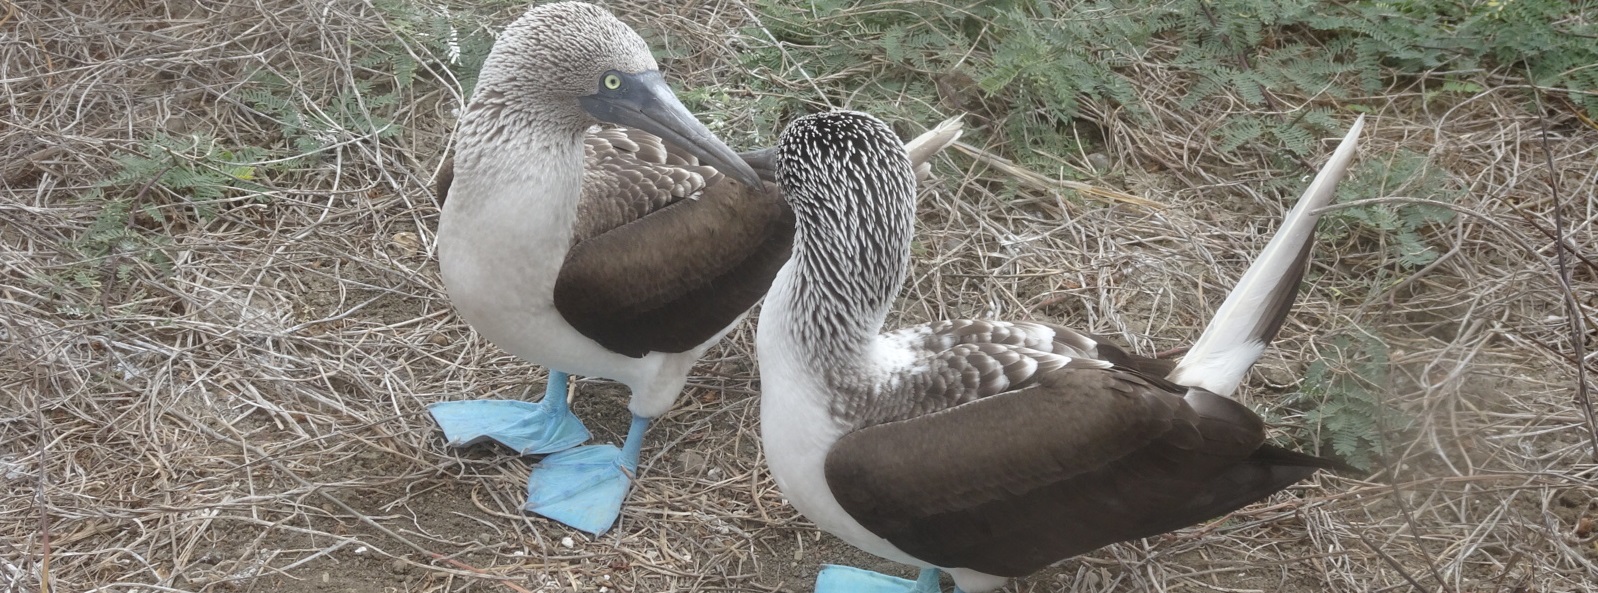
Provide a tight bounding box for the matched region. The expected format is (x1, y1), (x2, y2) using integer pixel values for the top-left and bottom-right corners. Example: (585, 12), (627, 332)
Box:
(905, 115), (964, 182)
(1167, 115), (1366, 397)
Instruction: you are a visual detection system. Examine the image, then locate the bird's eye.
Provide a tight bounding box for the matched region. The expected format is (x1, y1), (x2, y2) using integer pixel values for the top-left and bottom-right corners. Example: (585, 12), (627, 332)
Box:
(603, 73), (622, 90)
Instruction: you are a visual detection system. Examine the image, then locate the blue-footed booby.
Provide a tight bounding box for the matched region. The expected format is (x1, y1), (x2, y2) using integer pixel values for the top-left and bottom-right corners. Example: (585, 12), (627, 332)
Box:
(430, 1), (961, 536)
(756, 111), (1364, 593)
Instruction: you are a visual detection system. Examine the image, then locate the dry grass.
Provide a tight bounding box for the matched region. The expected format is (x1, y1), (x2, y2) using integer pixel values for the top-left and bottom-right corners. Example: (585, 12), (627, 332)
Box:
(3, 1), (1596, 592)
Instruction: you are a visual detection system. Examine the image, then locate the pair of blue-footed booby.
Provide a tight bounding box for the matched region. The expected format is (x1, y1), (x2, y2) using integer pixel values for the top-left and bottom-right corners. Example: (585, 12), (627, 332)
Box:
(757, 111), (1364, 593)
(430, 1), (961, 535)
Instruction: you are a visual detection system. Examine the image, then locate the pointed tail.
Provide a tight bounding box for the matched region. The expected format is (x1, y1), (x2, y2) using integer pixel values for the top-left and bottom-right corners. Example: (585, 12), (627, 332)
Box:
(904, 114), (964, 182)
(1166, 115), (1365, 397)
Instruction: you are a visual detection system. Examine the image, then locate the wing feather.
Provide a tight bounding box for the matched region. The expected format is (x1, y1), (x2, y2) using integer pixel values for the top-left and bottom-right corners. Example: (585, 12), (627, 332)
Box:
(554, 178), (793, 358)
(569, 128), (721, 245)
(827, 321), (1344, 575)
(826, 368), (1325, 576)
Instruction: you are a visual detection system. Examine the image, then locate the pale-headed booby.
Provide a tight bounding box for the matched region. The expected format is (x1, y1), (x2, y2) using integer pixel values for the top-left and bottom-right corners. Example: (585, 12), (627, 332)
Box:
(429, 1), (962, 535)
(756, 111), (1364, 593)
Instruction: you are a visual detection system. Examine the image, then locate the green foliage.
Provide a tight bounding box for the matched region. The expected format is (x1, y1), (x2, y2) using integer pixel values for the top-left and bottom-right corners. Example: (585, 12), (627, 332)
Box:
(365, 0), (507, 99)
(92, 134), (266, 224)
(739, 0), (1593, 178)
(59, 134), (267, 313)
(239, 0), (507, 163)
(1328, 148), (1458, 268)
(1288, 332), (1408, 471)
(241, 71), (407, 160)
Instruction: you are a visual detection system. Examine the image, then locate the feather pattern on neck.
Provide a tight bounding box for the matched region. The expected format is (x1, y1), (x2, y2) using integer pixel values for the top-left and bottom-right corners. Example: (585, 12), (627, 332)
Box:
(769, 112), (918, 420)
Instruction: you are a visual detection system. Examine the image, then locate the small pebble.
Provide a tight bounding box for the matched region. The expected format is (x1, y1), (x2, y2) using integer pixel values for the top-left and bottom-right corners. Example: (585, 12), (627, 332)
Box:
(391, 231), (422, 255)
(1086, 152), (1112, 173)
(679, 450), (707, 473)
(1084, 570), (1103, 588)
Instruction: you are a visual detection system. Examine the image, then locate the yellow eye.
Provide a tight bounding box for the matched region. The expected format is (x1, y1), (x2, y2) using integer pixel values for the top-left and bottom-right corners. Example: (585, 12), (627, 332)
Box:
(603, 73), (622, 90)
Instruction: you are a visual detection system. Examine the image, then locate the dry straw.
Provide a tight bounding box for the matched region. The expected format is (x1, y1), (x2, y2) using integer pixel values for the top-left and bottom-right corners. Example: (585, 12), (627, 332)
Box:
(3, 0), (1595, 592)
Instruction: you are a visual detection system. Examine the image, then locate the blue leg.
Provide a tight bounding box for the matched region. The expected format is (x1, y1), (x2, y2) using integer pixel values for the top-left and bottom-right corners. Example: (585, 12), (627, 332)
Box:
(523, 414), (650, 535)
(428, 371), (591, 455)
(816, 565), (943, 593)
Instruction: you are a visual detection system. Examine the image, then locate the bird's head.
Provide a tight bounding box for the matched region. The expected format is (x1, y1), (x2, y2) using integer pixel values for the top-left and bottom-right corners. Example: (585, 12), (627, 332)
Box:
(467, 2), (760, 187)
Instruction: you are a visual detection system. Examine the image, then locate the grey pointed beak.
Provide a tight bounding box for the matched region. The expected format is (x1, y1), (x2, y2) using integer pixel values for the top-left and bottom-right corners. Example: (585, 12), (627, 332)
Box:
(579, 70), (763, 189)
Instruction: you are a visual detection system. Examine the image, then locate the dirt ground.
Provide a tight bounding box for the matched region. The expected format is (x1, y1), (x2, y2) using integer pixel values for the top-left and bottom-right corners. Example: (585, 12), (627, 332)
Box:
(4, 1), (1597, 592)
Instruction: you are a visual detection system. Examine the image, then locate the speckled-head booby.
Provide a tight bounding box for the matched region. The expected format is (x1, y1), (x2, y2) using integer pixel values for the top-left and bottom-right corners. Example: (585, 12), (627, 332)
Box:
(756, 111), (1364, 593)
(427, 2), (963, 536)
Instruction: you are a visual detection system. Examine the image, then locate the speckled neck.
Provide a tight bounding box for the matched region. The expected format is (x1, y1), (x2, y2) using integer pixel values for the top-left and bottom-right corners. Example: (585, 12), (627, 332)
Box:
(759, 111), (919, 408)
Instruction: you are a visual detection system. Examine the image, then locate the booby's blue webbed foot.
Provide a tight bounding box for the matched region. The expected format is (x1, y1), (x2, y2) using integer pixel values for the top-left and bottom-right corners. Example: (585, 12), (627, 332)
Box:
(523, 414), (650, 535)
(428, 371), (592, 455)
(816, 566), (945, 593)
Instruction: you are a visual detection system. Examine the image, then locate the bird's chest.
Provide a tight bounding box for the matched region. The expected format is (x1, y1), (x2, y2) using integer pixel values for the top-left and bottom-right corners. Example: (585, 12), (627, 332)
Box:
(436, 145), (584, 344)
(760, 380), (850, 528)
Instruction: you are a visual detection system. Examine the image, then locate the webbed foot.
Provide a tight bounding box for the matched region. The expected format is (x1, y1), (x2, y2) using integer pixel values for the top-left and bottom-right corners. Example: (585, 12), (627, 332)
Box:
(428, 371), (591, 455)
(523, 415), (650, 535)
(816, 566), (943, 593)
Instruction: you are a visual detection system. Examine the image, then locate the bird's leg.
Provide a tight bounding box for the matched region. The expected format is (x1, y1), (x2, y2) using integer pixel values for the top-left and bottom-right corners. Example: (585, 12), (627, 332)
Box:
(814, 565), (945, 593)
(618, 413), (648, 470)
(523, 414), (652, 535)
(428, 370), (592, 455)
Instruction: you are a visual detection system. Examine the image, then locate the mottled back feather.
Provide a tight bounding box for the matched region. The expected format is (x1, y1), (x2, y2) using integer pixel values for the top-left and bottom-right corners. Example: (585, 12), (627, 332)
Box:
(571, 127), (721, 244)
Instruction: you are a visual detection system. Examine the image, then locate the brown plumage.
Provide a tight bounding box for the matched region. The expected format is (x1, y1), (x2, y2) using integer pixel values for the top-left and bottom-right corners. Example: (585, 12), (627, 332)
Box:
(437, 119), (960, 359)
(436, 127), (791, 359)
(757, 111), (1365, 592)
(826, 327), (1351, 576)
(552, 130), (794, 357)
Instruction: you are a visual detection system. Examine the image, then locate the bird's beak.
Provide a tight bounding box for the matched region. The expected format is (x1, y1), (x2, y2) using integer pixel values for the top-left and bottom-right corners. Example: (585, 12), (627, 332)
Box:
(579, 70), (763, 189)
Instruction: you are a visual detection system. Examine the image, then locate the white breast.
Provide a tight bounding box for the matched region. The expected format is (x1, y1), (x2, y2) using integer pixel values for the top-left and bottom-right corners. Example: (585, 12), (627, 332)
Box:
(755, 266), (926, 568)
(438, 139), (676, 404)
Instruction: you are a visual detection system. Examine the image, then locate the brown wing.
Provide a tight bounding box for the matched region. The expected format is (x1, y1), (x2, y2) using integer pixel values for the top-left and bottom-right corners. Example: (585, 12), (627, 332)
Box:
(826, 364), (1341, 577)
(550, 117), (962, 359)
(435, 157), (455, 205)
(553, 164), (794, 357)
